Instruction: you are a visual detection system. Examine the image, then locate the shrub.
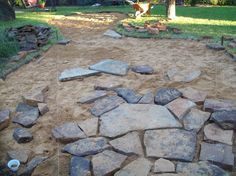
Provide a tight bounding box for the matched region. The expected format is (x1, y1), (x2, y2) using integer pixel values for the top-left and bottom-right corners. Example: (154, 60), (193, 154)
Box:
(209, 0), (218, 5)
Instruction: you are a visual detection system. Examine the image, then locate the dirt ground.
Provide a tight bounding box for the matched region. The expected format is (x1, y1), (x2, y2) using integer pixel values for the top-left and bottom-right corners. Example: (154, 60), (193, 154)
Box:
(0, 13), (236, 175)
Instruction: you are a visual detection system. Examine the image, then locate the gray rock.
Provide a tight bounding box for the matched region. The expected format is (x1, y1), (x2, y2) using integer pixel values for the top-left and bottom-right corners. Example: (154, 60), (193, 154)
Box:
(70, 156), (91, 176)
(16, 102), (37, 112)
(204, 123), (233, 145)
(183, 108), (210, 132)
(199, 142), (234, 170)
(78, 90), (107, 104)
(13, 128), (33, 143)
(92, 150), (127, 176)
(78, 118), (98, 137)
(115, 88), (142, 104)
(138, 91), (154, 104)
(59, 67), (100, 82)
(7, 149), (29, 164)
(154, 88), (182, 105)
(131, 65), (154, 74)
(109, 132), (143, 156)
(114, 158), (152, 176)
(38, 103), (49, 115)
(144, 129), (196, 161)
(103, 29), (122, 39)
(153, 158), (175, 173)
(211, 110), (236, 130)
(0, 109), (10, 131)
(22, 91), (44, 107)
(203, 99), (236, 112)
(100, 104), (182, 137)
(167, 68), (201, 83)
(179, 87), (207, 104)
(176, 161), (229, 176)
(94, 81), (122, 91)
(90, 95), (125, 117)
(57, 39), (70, 45)
(52, 122), (86, 143)
(62, 137), (110, 156)
(89, 59), (129, 76)
(206, 43), (225, 50)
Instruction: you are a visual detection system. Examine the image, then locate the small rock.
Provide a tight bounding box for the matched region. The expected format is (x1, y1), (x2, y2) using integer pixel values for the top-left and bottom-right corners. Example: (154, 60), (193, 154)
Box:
(206, 43), (225, 50)
(103, 29), (122, 39)
(167, 68), (201, 83)
(138, 91), (154, 104)
(204, 123), (233, 145)
(22, 90), (45, 107)
(7, 150), (29, 164)
(13, 128), (33, 143)
(131, 65), (154, 74)
(57, 39), (70, 45)
(70, 156), (91, 176)
(37, 103), (49, 115)
(78, 90), (107, 104)
(154, 88), (182, 105)
(179, 87), (207, 104)
(165, 98), (196, 120)
(153, 158), (175, 173)
(204, 99), (236, 112)
(92, 150), (127, 176)
(228, 42), (236, 48)
(94, 81), (122, 91)
(16, 102), (37, 112)
(115, 88), (142, 104)
(211, 110), (236, 130)
(78, 118), (98, 137)
(0, 109), (10, 131)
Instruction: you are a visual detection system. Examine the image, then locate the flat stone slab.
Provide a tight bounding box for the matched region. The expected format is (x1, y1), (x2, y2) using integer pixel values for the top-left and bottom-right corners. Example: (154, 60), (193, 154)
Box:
(211, 110), (236, 130)
(16, 102), (37, 112)
(154, 88), (182, 105)
(109, 131), (143, 156)
(7, 149), (29, 164)
(179, 87), (207, 104)
(176, 161), (229, 176)
(59, 67), (100, 82)
(167, 68), (201, 83)
(89, 59), (129, 76)
(131, 65), (154, 74)
(78, 118), (98, 137)
(70, 156), (91, 176)
(92, 150), (127, 176)
(203, 99), (236, 112)
(0, 109), (10, 131)
(78, 90), (107, 104)
(183, 108), (210, 132)
(90, 95), (125, 117)
(165, 98), (196, 120)
(38, 103), (49, 115)
(153, 158), (175, 173)
(57, 39), (71, 45)
(115, 88), (142, 104)
(206, 43), (225, 50)
(13, 128), (33, 143)
(22, 90), (44, 107)
(144, 129), (196, 161)
(199, 142), (234, 170)
(94, 81), (122, 91)
(114, 158), (152, 176)
(138, 91), (154, 104)
(204, 123), (233, 145)
(100, 104), (182, 137)
(103, 29), (122, 39)
(62, 137), (110, 156)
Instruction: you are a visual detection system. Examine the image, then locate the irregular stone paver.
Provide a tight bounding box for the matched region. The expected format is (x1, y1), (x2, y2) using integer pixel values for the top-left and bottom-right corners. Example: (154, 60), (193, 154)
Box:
(154, 88), (182, 105)
(138, 91), (154, 104)
(100, 104), (182, 137)
(103, 29), (122, 39)
(78, 90), (107, 104)
(109, 132), (143, 156)
(131, 65), (154, 74)
(211, 110), (236, 130)
(176, 161), (229, 176)
(0, 109), (10, 131)
(153, 158), (175, 173)
(22, 91), (44, 107)
(144, 129), (196, 161)
(13, 128), (33, 143)
(62, 137), (110, 156)
(90, 95), (125, 117)
(59, 67), (100, 82)
(52, 122), (86, 143)
(199, 142), (234, 170)
(94, 81), (122, 91)
(70, 156), (91, 176)
(89, 59), (129, 76)
(179, 87), (207, 104)
(115, 88), (142, 104)
(203, 99), (236, 112)
(165, 98), (196, 120)
(78, 118), (98, 137)
(114, 158), (152, 176)
(92, 150), (127, 176)
(206, 43), (225, 50)
(7, 149), (29, 164)
(16, 102), (37, 112)
(38, 103), (49, 115)
(204, 123), (233, 145)
(183, 108), (210, 132)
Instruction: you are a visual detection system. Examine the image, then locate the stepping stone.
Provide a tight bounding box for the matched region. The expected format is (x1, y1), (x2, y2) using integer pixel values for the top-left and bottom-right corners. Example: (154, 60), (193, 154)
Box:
(62, 137), (110, 156)
(165, 98), (196, 120)
(16, 102), (37, 112)
(211, 110), (236, 130)
(89, 59), (129, 76)
(13, 128), (33, 143)
(52, 122), (86, 143)
(7, 149), (29, 164)
(138, 91), (154, 104)
(154, 88), (182, 105)
(131, 65), (154, 74)
(115, 88), (142, 104)
(38, 103), (49, 115)
(59, 67), (100, 82)
(167, 68), (201, 83)
(0, 109), (10, 131)
(153, 158), (175, 173)
(206, 43), (225, 50)
(103, 29), (122, 39)
(78, 118), (98, 137)
(100, 104), (182, 137)
(109, 131), (143, 156)
(179, 87), (207, 104)
(183, 108), (210, 132)
(114, 158), (152, 176)
(144, 129), (196, 161)
(204, 123), (233, 145)
(78, 90), (107, 104)
(199, 142), (234, 170)
(176, 161), (228, 176)
(70, 156), (91, 176)
(92, 150), (127, 176)
(203, 99), (236, 112)
(90, 95), (125, 117)
(57, 39), (70, 45)
(94, 81), (122, 91)
(22, 90), (45, 107)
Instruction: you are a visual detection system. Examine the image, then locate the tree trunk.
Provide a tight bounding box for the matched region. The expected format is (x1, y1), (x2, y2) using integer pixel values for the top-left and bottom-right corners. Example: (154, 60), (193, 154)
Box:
(0, 0), (15, 21)
(166, 0), (176, 20)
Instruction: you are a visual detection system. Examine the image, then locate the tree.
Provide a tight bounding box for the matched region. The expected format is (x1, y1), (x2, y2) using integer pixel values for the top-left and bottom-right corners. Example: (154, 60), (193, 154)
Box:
(0, 0), (15, 21)
(166, 0), (176, 20)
